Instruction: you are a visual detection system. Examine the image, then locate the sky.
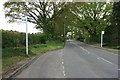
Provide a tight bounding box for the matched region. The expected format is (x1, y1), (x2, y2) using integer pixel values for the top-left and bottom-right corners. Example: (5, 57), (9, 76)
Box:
(0, 0), (40, 33)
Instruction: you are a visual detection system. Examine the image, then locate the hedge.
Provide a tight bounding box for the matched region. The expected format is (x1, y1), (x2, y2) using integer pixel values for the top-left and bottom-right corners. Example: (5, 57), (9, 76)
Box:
(2, 30), (47, 48)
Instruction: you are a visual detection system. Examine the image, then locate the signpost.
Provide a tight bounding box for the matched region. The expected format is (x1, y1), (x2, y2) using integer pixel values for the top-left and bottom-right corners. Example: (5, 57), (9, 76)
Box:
(101, 31), (104, 48)
(22, 1), (29, 55)
(22, 17), (28, 55)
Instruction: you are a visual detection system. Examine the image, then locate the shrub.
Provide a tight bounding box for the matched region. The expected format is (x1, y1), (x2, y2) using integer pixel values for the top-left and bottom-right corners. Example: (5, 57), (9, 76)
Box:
(2, 30), (48, 48)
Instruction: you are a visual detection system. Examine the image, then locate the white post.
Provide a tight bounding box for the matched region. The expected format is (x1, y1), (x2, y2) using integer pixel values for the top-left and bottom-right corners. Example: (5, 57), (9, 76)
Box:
(21, 1), (29, 55)
(26, 1), (28, 55)
(26, 17), (28, 55)
(101, 31), (104, 48)
(101, 33), (103, 47)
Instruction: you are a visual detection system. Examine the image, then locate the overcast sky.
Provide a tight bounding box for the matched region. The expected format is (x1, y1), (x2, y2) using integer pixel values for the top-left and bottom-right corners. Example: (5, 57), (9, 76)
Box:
(0, 0), (40, 33)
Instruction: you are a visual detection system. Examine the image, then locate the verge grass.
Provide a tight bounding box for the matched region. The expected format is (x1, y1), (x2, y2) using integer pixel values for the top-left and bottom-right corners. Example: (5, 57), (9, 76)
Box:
(87, 42), (119, 54)
(2, 41), (64, 69)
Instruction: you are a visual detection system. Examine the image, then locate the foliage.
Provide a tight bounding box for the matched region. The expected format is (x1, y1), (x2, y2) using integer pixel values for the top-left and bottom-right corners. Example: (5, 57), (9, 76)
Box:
(3, 1), (78, 41)
(104, 1), (120, 47)
(2, 30), (23, 48)
(3, 1), (115, 44)
(2, 30), (47, 48)
(72, 2), (113, 42)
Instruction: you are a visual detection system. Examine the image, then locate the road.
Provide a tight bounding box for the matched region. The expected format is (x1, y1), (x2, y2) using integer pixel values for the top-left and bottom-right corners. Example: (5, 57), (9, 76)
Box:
(16, 40), (118, 78)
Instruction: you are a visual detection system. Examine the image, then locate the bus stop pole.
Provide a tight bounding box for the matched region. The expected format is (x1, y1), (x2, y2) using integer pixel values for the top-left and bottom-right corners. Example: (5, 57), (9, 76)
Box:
(26, 17), (28, 55)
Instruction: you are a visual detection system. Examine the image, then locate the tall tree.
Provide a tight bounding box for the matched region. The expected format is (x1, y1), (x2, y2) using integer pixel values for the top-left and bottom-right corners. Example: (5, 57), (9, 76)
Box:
(4, 1), (62, 33)
(3, 1), (77, 41)
(105, 1), (120, 46)
(72, 2), (113, 42)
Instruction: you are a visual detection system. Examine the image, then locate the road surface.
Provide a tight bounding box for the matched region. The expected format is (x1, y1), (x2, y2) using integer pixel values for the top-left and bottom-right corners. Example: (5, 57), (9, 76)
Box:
(16, 40), (118, 78)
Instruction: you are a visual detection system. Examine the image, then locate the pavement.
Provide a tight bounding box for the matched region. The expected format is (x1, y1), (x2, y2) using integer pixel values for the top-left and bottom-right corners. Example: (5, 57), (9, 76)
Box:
(15, 40), (118, 78)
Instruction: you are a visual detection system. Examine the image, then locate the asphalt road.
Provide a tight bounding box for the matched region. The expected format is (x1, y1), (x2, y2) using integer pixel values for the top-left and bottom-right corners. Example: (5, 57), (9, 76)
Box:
(16, 40), (118, 78)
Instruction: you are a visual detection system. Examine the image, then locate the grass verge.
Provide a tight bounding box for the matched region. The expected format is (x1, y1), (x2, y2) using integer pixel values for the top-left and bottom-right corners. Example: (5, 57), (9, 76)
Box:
(102, 48), (119, 53)
(2, 41), (64, 74)
(86, 42), (119, 54)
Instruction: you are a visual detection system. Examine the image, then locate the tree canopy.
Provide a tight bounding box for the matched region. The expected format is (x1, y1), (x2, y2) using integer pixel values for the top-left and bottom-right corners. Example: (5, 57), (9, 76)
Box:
(104, 1), (120, 47)
(4, 1), (114, 43)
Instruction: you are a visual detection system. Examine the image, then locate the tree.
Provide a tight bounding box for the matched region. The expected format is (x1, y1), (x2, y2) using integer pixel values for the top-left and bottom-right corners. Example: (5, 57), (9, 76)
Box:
(4, 1), (59, 33)
(72, 2), (113, 42)
(104, 1), (120, 47)
(3, 1), (78, 41)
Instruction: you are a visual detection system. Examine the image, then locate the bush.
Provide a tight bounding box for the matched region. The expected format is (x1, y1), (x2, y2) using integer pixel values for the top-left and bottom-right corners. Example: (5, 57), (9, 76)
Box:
(2, 30), (20, 48)
(39, 33), (47, 44)
(2, 30), (48, 48)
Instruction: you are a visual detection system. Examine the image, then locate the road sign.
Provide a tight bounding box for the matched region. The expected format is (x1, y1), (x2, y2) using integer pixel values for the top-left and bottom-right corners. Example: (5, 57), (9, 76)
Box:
(102, 31), (104, 34)
(21, 17), (28, 55)
(22, 19), (26, 21)
(21, 17), (27, 22)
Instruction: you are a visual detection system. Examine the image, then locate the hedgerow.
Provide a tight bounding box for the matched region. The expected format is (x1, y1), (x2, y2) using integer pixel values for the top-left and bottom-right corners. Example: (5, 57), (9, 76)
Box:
(2, 30), (47, 48)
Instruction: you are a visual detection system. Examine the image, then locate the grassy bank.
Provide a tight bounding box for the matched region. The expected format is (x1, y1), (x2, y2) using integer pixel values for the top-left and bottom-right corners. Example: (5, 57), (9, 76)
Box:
(86, 42), (119, 53)
(2, 41), (64, 70)
(102, 46), (120, 53)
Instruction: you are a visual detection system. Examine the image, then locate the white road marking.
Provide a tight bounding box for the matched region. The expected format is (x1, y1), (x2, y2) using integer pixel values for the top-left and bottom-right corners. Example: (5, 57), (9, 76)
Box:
(62, 60), (66, 77)
(97, 57), (113, 64)
(62, 61), (64, 65)
(87, 51), (90, 54)
(62, 66), (65, 70)
(79, 46), (90, 54)
(97, 57), (100, 59)
(58, 51), (66, 77)
(72, 42), (88, 53)
(80, 47), (84, 50)
(71, 41), (117, 67)
(63, 71), (66, 77)
(118, 69), (120, 70)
